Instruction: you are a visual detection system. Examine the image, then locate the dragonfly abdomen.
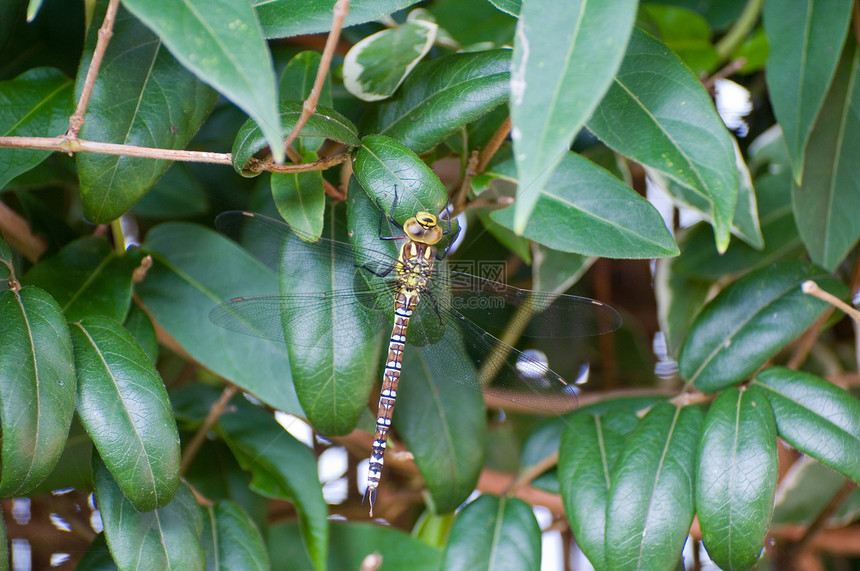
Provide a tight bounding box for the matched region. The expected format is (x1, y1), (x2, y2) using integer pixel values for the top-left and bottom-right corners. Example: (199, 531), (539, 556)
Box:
(364, 291), (420, 515)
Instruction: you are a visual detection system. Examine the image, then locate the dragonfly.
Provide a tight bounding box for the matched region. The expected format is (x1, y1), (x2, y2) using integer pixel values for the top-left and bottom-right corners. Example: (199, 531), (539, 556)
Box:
(210, 194), (621, 516)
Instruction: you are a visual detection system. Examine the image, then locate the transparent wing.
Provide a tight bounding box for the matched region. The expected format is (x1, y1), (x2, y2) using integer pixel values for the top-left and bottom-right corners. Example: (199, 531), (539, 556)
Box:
(209, 291), (392, 348)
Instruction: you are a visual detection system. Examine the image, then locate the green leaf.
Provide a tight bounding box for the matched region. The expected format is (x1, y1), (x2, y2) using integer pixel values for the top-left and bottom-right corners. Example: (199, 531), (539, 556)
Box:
(21, 236), (142, 322)
(256, 0), (421, 39)
(271, 168), (325, 240)
(696, 386), (778, 571)
(0, 67), (72, 190)
(71, 317), (180, 511)
(605, 403), (703, 571)
(678, 262), (849, 392)
(124, 303), (158, 363)
(121, 0), (285, 163)
(352, 134), (449, 219)
(137, 222), (302, 414)
(343, 21), (437, 102)
(655, 256), (712, 358)
(752, 367), (860, 483)
(510, 0), (636, 232)
(267, 521), (442, 570)
(764, 0), (853, 184)
(202, 501), (270, 571)
(94, 458), (205, 571)
(441, 495), (541, 571)
(673, 170), (804, 281)
(773, 457), (860, 527)
(559, 409), (639, 569)
(278, 204), (383, 436)
(639, 4), (719, 75)
(131, 163), (210, 220)
(0, 234), (12, 280)
(280, 51), (332, 107)
(280, 51), (332, 155)
(75, 1), (217, 223)
(75, 533), (119, 571)
(217, 397), (328, 571)
(792, 39), (860, 271)
(373, 49), (511, 154)
(0, 287), (75, 496)
(487, 0), (520, 17)
(489, 151), (679, 258)
(396, 331), (486, 513)
(588, 28), (738, 252)
(231, 102), (360, 173)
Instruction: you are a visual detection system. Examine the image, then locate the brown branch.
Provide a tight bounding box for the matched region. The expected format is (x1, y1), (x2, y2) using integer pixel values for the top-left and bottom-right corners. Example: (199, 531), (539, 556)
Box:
(282, 0), (351, 155)
(787, 309), (832, 370)
(477, 468), (565, 513)
(0, 201), (48, 262)
(506, 450), (559, 496)
(68, 0), (121, 137)
(802, 280), (860, 323)
(476, 116), (512, 173)
(180, 383), (240, 476)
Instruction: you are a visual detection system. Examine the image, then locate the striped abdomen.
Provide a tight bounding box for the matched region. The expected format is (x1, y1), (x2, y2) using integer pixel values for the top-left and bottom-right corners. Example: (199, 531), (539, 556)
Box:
(363, 240), (435, 516)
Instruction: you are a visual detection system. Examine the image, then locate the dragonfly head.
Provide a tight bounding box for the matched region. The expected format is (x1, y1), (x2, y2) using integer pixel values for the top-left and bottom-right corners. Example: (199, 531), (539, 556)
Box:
(404, 212), (443, 245)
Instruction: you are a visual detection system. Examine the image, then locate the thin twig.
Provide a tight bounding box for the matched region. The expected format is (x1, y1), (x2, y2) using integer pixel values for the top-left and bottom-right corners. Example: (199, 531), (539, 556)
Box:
(282, 0), (351, 155)
(802, 280), (860, 323)
(787, 310), (832, 370)
(783, 479), (858, 567)
(506, 451), (559, 496)
(476, 116), (512, 173)
(68, 0), (121, 137)
(714, 0), (764, 62)
(0, 201), (47, 262)
(180, 383), (239, 476)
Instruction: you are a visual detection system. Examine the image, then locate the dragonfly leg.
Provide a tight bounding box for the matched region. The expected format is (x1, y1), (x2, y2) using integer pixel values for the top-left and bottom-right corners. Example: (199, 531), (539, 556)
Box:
(376, 189), (406, 241)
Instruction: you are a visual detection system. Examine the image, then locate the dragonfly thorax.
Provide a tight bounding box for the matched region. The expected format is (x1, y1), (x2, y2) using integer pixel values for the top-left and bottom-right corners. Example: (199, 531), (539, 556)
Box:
(403, 212), (443, 245)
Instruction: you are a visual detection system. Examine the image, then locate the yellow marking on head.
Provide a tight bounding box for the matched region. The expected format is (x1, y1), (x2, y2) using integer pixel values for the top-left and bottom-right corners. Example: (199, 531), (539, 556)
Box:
(403, 211), (443, 245)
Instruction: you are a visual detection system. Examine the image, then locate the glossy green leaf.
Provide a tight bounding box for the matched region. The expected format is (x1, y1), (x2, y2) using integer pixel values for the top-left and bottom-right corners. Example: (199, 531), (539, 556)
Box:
(655, 256), (712, 358)
(639, 4), (719, 74)
(278, 205), (382, 436)
(202, 501), (270, 571)
(75, 533), (119, 571)
(489, 151), (679, 258)
(605, 403), (703, 571)
(122, 0), (284, 163)
(352, 134), (449, 218)
(773, 457), (860, 527)
(674, 170), (803, 281)
(75, 1), (217, 223)
(792, 39), (860, 271)
(271, 168), (325, 239)
(94, 458), (205, 571)
(510, 0), (636, 232)
(753, 367), (860, 483)
(217, 397), (328, 571)
(343, 21), (436, 101)
(0, 286), (75, 496)
(396, 331), (486, 513)
(696, 386), (777, 571)
(231, 102), (360, 173)
(0, 67), (72, 190)
(256, 0), (421, 39)
(267, 521), (442, 570)
(71, 317), (180, 511)
(124, 303), (158, 363)
(559, 409), (639, 569)
(131, 163), (210, 220)
(22, 236), (142, 322)
(764, 0), (853, 184)
(137, 222), (301, 414)
(0, 234), (12, 280)
(678, 261), (849, 392)
(588, 28), (738, 252)
(487, 0), (520, 17)
(280, 51), (332, 106)
(441, 495), (541, 571)
(372, 49), (510, 154)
